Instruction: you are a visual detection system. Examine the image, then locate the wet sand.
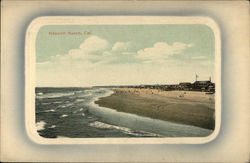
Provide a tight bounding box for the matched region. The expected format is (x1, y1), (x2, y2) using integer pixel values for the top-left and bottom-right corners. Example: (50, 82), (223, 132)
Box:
(95, 88), (215, 130)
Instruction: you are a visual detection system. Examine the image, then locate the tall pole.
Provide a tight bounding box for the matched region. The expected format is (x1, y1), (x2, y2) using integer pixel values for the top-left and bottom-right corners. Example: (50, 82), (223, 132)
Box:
(196, 74), (198, 81)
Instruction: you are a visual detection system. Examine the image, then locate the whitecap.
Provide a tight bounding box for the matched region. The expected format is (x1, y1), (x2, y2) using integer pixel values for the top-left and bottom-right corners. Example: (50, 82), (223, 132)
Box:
(48, 125), (56, 128)
(41, 102), (50, 105)
(36, 121), (46, 131)
(44, 109), (55, 112)
(60, 114), (68, 118)
(36, 92), (75, 99)
(58, 103), (74, 108)
(89, 121), (161, 137)
(75, 99), (84, 102)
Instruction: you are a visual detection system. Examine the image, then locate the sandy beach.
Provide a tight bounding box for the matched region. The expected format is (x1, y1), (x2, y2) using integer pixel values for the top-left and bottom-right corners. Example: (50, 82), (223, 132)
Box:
(95, 88), (215, 130)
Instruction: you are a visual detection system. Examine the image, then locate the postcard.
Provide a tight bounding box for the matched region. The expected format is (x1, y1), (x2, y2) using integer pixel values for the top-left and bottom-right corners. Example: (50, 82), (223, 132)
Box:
(25, 16), (221, 144)
(2, 1), (250, 162)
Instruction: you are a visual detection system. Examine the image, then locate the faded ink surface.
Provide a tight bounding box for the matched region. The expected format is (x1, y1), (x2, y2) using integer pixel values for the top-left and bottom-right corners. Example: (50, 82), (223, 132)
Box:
(36, 24), (215, 138)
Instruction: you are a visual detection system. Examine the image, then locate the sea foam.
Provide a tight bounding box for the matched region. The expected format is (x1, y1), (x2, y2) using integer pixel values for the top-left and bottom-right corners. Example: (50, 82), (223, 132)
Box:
(89, 121), (161, 137)
(36, 121), (46, 131)
(60, 114), (68, 118)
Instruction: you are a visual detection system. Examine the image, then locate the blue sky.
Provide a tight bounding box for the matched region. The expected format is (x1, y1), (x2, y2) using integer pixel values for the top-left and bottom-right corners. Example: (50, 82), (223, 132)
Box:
(36, 25), (215, 87)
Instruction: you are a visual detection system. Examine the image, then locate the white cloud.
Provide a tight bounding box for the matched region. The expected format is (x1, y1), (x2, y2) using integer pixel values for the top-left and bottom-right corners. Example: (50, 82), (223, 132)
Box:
(79, 35), (110, 53)
(37, 39), (204, 87)
(111, 42), (131, 52)
(49, 36), (111, 63)
(43, 39), (194, 66)
(136, 42), (193, 62)
(60, 40), (134, 64)
(121, 52), (135, 55)
(67, 49), (102, 62)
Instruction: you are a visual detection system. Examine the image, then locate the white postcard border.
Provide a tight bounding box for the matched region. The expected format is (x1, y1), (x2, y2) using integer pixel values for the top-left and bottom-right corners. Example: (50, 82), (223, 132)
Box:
(25, 16), (221, 144)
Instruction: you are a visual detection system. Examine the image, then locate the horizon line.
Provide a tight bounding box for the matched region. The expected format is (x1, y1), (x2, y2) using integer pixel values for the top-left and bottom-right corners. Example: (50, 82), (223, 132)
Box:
(36, 80), (215, 88)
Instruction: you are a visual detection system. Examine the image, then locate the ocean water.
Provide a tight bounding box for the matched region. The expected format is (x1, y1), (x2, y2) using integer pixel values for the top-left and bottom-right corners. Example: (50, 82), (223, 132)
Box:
(35, 87), (213, 138)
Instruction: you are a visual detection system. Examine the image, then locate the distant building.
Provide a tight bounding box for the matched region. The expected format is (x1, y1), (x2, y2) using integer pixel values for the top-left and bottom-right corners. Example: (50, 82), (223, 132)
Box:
(192, 80), (215, 91)
(178, 82), (192, 90)
(179, 82), (192, 87)
(121, 75), (215, 93)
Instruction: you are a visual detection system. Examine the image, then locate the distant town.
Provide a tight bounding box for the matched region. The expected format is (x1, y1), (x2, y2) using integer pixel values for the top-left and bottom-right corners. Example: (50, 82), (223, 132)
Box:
(94, 75), (215, 94)
(37, 75), (215, 94)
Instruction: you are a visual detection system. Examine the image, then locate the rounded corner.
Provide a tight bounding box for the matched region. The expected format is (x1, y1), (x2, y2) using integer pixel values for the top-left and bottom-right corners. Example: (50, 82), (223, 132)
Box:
(199, 122), (221, 144)
(26, 16), (50, 36)
(25, 123), (49, 145)
(198, 16), (221, 38)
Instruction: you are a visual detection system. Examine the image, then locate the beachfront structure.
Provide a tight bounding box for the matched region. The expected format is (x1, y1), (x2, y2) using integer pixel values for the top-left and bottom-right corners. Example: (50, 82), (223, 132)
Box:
(192, 80), (213, 89)
(192, 75), (214, 91)
(178, 82), (192, 90)
(116, 76), (215, 92)
(127, 81), (214, 91)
